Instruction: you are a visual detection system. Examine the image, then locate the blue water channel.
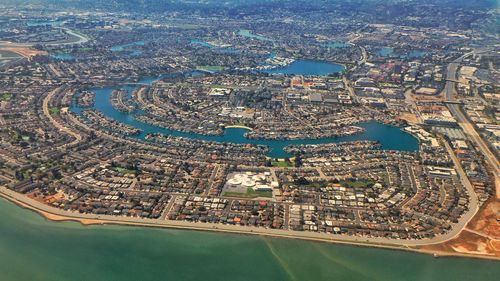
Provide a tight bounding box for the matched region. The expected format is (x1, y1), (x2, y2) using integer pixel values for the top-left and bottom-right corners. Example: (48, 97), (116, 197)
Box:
(110, 41), (145, 57)
(110, 41), (145, 52)
(26, 19), (67, 27)
(323, 42), (353, 49)
(375, 47), (428, 59)
(238, 29), (274, 41)
(51, 53), (75, 60)
(262, 60), (345, 76)
(71, 74), (418, 158)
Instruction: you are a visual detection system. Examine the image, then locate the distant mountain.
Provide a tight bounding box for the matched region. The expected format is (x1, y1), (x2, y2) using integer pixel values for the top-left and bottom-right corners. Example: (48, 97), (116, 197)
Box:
(4, 0), (497, 15)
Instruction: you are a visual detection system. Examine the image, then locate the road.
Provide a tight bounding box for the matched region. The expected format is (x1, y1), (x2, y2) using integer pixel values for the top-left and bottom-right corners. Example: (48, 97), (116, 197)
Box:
(443, 53), (500, 198)
(342, 76), (358, 103)
(0, 28), (89, 48)
(42, 87), (82, 148)
(54, 28), (89, 45)
(359, 46), (367, 65)
(443, 140), (479, 233)
(444, 63), (459, 100)
(0, 89), (492, 252)
(160, 195), (178, 220)
(205, 164), (220, 195)
(449, 103), (500, 198)
(1, 48), (496, 251)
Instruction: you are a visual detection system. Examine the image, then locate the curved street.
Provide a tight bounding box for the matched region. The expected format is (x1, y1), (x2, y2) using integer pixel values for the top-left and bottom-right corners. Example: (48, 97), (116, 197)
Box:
(42, 87), (83, 148)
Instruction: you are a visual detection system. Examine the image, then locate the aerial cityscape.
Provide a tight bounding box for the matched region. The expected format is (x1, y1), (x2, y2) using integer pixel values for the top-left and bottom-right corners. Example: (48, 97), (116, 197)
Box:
(0, 0), (498, 280)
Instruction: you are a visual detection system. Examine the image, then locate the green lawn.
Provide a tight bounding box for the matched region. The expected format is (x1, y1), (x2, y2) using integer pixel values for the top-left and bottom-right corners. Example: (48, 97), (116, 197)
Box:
(0, 93), (12, 101)
(196, 65), (227, 72)
(290, 181), (326, 189)
(113, 167), (137, 174)
(22, 169), (32, 179)
(223, 187), (272, 198)
(272, 161), (294, 167)
(340, 179), (375, 189)
(78, 47), (93, 52)
(49, 107), (61, 114)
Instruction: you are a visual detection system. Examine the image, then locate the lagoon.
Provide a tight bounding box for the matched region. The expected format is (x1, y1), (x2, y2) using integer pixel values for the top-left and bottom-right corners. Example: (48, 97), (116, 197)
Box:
(324, 42), (352, 49)
(110, 41), (145, 56)
(110, 40), (145, 52)
(26, 19), (67, 27)
(262, 59), (345, 76)
(375, 47), (395, 57)
(238, 29), (273, 41)
(50, 52), (75, 60)
(375, 47), (427, 59)
(71, 75), (418, 158)
(191, 39), (218, 48)
(401, 50), (428, 59)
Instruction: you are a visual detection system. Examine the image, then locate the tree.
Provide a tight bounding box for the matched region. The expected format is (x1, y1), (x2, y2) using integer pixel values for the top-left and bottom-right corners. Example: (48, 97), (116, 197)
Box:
(294, 177), (310, 185)
(51, 169), (62, 180)
(15, 170), (24, 181)
(294, 155), (302, 167)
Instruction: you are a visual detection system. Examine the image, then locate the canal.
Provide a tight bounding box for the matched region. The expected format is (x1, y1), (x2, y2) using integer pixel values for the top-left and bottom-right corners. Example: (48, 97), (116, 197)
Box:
(71, 75), (419, 158)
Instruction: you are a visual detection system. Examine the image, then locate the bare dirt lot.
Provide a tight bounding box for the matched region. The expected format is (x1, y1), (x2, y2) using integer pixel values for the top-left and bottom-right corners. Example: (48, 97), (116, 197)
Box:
(422, 199), (500, 258)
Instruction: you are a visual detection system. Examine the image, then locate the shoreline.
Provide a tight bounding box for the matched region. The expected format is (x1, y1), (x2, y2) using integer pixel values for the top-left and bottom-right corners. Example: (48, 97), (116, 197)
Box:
(224, 124), (253, 131)
(1, 187), (498, 262)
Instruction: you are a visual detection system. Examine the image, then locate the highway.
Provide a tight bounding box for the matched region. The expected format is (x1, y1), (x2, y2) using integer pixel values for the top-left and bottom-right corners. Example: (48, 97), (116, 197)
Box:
(0, 27), (89, 48)
(443, 53), (500, 198)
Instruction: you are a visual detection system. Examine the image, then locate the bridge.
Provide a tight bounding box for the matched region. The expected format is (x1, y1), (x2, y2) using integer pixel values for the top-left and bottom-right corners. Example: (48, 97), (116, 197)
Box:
(442, 100), (463, 105)
(123, 83), (152, 86)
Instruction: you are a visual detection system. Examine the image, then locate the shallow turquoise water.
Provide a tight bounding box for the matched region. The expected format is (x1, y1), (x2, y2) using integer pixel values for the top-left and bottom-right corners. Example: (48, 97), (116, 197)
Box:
(0, 198), (498, 281)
